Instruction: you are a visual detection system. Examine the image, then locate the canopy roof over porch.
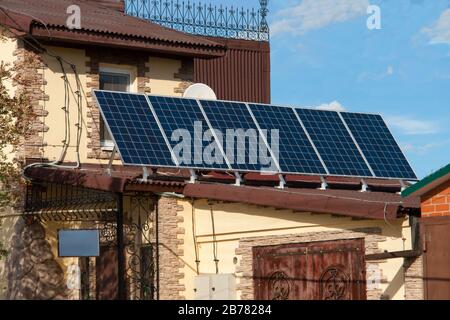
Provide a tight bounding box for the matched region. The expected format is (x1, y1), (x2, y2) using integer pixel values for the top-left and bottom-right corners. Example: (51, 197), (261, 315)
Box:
(24, 165), (420, 220)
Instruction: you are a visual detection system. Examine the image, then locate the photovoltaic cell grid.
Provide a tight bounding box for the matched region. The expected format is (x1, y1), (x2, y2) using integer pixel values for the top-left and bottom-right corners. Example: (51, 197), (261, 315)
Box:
(93, 90), (417, 180)
(249, 104), (327, 174)
(148, 96), (229, 170)
(295, 109), (373, 177)
(199, 100), (262, 172)
(94, 91), (175, 166)
(341, 112), (417, 179)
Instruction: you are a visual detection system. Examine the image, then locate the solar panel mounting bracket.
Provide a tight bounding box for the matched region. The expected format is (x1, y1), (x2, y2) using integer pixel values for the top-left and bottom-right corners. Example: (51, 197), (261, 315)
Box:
(276, 174), (286, 189)
(234, 172), (243, 186)
(360, 179), (369, 192)
(399, 180), (407, 192)
(106, 146), (117, 176)
(319, 176), (328, 190)
(139, 167), (149, 183)
(188, 169), (198, 184)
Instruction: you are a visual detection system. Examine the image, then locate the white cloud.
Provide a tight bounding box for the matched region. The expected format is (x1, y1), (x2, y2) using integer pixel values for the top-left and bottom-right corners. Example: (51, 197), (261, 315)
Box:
(357, 65), (395, 82)
(314, 101), (347, 112)
(386, 116), (440, 135)
(386, 65), (394, 76)
(271, 0), (369, 37)
(402, 140), (450, 155)
(421, 9), (450, 45)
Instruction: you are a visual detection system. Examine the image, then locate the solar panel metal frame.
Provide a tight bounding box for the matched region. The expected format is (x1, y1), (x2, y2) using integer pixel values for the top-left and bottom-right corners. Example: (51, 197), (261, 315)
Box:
(339, 111), (418, 180)
(92, 90), (177, 168)
(94, 90), (418, 181)
(247, 103), (327, 175)
(242, 100), (417, 180)
(197, 99), (281, 173)
(146, 95), (232, 172)
(293, 108), (375, 178)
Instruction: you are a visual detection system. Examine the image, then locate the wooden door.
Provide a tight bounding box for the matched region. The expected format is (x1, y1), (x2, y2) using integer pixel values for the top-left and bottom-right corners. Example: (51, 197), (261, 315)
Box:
(253, 239), (366, 300)
(422, 217), (450, 300)
(96, 246), (118, 300)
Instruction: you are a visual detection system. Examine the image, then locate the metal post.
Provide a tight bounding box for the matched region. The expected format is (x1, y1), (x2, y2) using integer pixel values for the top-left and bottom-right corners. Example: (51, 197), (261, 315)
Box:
(116, 193), (126, 300)
(189, 169), (197, 184)
(319, 176), (328, 190)
(155, 196), (160, 300)
(360, 179), (369, 192)
(107, 146), (117, 176)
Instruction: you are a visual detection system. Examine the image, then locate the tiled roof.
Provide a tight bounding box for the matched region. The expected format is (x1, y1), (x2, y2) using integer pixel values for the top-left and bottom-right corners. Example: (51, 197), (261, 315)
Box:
(0, 0), (224, 53)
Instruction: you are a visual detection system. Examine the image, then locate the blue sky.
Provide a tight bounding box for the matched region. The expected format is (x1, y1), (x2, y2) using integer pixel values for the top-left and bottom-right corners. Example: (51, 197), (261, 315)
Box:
(213, 0), (450, 178)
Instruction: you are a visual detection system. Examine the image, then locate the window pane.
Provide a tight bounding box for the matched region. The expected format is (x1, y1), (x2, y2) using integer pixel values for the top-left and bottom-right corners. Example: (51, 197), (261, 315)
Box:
(100, 73), (129, 92)
(99, 72), (130, 143)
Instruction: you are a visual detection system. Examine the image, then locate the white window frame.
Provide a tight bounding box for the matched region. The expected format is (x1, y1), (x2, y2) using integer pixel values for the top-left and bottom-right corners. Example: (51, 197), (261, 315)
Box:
(99, 68), (133, 151)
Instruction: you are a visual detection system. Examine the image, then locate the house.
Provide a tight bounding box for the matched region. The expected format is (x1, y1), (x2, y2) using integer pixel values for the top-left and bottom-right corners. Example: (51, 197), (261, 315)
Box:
(402, 163), (450, 300)
(0, 0), (423, 300)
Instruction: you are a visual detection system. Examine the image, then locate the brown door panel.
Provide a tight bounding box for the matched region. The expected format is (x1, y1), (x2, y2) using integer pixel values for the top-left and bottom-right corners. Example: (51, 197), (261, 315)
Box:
(253, 239), (366, 300)
(421, 217), (450, 300)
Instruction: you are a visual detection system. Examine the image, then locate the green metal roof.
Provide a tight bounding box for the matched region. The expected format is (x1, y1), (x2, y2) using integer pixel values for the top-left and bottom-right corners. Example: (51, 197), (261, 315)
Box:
(402, 163), (450, 198)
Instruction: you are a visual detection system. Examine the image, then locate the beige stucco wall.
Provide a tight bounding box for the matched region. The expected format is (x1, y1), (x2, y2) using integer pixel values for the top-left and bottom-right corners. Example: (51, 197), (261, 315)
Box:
(39, 46), (184, 165)
(40, 46), (89, 164)
(177, 198), (413, 300)
(149, 57), (183, 97)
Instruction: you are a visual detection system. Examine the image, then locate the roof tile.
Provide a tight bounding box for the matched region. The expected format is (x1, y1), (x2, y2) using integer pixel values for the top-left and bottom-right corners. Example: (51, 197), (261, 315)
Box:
(0, 0), (223, 48)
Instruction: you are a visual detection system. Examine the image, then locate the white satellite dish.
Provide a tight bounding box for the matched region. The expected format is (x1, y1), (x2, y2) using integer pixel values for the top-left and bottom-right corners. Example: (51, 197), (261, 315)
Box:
(183, 83), (217, 100)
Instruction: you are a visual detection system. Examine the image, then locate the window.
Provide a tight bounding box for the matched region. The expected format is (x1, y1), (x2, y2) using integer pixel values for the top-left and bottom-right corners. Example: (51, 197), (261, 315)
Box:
(99, 71), (131, 150)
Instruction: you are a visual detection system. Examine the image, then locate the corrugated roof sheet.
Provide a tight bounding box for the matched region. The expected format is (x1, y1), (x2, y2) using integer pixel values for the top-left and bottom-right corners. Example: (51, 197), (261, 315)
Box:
(0, 0), (223, 48)
(183, 183), (420, 220)
(402, 163), (450, 198)
(24, 165), (420, 220)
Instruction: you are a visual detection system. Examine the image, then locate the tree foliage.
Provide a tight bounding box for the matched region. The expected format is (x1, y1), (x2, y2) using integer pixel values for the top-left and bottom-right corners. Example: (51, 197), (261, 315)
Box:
(0, 34), (35, 259)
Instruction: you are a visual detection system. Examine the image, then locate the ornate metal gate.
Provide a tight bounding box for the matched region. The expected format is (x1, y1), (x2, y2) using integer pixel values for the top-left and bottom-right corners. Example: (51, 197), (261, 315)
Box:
(24, 183), (159, 300)
(253, 239), (367, 300)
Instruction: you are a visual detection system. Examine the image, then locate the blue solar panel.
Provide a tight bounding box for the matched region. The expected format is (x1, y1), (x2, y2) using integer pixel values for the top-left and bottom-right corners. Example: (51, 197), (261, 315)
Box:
(295, 109), (373, 177)
(94, 91), (416, 180)
(94, 91), (175, 166)
(148, 96), (229, 170)
(248, 104), (327, 175)
(341, 112), (417, 179)
(199, 100), (268, 172)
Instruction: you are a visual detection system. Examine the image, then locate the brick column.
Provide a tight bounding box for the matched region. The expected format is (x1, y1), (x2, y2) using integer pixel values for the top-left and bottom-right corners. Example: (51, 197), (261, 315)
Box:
(404, 256), (424, 300)
(157, 196), (185, 299)
(13, 42), (49, 161)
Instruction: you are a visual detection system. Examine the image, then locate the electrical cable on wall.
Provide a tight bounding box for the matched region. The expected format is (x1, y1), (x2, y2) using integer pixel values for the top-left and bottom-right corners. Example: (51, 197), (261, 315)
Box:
(0, 8), (96, 176)
(209, 202), (219, 274)
(191, 199), (200, 275)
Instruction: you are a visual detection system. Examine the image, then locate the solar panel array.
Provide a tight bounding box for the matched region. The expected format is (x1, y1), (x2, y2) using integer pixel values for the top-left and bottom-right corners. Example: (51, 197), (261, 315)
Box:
(93, 90), (417, 180)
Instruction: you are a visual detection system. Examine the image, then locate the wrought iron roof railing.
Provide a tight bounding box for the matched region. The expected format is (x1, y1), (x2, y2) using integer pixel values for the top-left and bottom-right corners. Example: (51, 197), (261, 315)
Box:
(125, 0), (269, 41)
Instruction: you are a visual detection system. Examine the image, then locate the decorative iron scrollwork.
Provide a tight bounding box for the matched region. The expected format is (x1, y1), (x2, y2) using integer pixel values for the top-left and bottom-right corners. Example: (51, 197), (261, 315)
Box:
(320, 266), (350, 300)
(125, 195), (157, 300)
(25, 183), (117, 222)
(125, 0), (270, 41)
(268, 271), (291, 300)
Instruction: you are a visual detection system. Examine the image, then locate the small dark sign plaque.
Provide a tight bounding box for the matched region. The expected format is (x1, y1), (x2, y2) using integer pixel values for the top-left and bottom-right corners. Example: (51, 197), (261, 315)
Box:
(58, 229), (100, 257)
